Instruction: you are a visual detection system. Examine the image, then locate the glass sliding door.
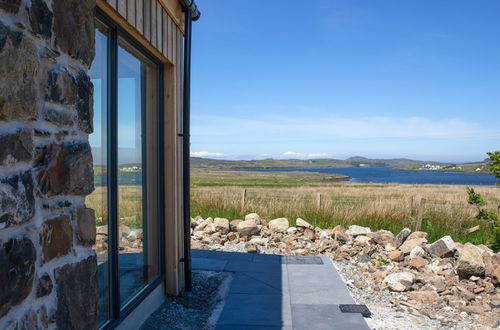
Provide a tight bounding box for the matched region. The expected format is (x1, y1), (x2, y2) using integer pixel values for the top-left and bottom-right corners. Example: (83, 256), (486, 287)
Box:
(117, 37), (159, 306)
(88, 13), (163, 327)
(88, 20), (110, 327)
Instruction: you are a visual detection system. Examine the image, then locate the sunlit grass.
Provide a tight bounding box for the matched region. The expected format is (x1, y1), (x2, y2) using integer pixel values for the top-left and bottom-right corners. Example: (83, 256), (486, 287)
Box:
(86, 171), (500, 246)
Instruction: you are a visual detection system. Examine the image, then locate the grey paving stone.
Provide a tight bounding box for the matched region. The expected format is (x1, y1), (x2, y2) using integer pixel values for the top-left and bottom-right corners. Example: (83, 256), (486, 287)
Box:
(210, 250), (256, 261)
(216, 326), (291, 330)
(224, 259), (283, 273)
(191, 249), (212, 258)
(230, 272), (282, 295)
(238, 269), (290, 294)
(192, 257), (227, 271)
(282, 256), (323, 264)
(192, 250), (364, 329)
(218, 293), (292, 327)
(287, 259), (355, 305)
(292, 304), (369, 330)
(253, 254), (282, 264)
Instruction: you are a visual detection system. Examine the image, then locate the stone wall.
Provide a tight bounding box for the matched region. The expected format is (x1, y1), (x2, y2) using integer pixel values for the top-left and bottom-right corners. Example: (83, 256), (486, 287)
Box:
(0, 0), (98, 329)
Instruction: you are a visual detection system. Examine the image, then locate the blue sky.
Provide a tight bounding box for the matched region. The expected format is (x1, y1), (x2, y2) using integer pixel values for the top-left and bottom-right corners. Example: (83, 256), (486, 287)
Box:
(191, 0), (500, 162)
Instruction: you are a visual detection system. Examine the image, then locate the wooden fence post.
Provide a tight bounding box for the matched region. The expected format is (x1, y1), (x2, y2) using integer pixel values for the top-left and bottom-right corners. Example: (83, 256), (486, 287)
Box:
(409, 196), (414, 216)
(241, 188), (247, 209)
(316, 193), (322, 210)
(416, 198), (426, 231)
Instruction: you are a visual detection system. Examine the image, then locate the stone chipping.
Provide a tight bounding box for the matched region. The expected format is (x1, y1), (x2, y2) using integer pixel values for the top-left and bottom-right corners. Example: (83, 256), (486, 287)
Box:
(182, 214), (500, 329)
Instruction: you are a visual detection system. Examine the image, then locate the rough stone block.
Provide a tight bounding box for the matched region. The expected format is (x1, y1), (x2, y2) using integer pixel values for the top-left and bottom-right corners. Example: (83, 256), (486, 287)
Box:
(268, 217), (289, 233)
(36, 272), (53, 298)
(0, 0), (21, 13)
(75, 70), (93, 133)
(42, 107), (75, 127)
(0, 129), (33, 165)
(55, 255), (98, 329)
(244, 213), (261, 224)
(399, 238), (427, 254)
(367, 229), (394, 245)
(0, 22), (40, 122)
(456, 243), (485, 277)
(53, 0), (95, 66)
(40, 215), (72, 262)
(214, 217), (230, 234)
(295, 217), (312, 229)
(76, 207), (96, 246)
(428, 235), (456, 258)
(0, 237), (36, 317)
(45, 67), (77, 105)
(236, 219), (259, 236)
(35, 142), (94, 196)
(28, 0), (53, 38)
(394, 227), (411, 247)
(347, 225), (371, 236)
(0, 171), (35, 229)
(383, 272), (414, 292)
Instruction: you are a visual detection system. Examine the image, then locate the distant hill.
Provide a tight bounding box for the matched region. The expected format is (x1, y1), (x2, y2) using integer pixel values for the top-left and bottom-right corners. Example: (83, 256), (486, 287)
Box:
(190, 156), (445, 171)
(93, 156), (491, 175)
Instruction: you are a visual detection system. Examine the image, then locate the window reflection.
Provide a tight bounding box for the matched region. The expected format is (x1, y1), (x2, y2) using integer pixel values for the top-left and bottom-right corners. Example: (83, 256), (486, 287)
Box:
(117, 37), (159, 306)
(88, 19), (160, 324)
(88, 20), (110, 326)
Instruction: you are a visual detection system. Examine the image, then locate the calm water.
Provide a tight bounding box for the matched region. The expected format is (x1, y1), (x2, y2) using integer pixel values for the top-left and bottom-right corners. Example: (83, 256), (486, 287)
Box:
(257, 167), (497, 186)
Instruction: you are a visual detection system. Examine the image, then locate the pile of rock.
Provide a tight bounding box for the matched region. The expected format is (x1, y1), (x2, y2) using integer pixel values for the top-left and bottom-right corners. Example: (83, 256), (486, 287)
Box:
(94, 224), (143, 254)
(190, 213), (500, 328)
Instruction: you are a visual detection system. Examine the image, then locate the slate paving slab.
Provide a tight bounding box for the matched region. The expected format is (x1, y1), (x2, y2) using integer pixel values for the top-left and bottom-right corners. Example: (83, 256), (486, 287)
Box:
(192, 250), (369, 330)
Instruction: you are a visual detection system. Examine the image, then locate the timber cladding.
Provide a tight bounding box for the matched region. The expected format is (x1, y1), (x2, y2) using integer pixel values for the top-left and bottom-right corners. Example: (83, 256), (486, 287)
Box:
(98, 0), (185, 66)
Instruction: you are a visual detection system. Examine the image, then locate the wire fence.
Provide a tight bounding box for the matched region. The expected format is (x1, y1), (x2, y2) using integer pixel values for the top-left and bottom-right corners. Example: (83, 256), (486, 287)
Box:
(191, 187), (499, 231)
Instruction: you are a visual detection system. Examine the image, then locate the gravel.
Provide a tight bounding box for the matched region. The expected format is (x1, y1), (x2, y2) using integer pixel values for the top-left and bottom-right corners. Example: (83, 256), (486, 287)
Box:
(333, 261), (489, 330)
(141, 270), (232, 330)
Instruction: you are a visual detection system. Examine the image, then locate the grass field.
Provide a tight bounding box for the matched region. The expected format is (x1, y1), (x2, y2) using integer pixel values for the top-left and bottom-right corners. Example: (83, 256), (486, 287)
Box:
(86, 170), (500, 247)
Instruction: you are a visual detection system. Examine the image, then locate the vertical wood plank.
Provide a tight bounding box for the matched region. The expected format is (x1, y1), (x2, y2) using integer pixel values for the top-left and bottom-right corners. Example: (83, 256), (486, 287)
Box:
(117, 0), (126, 18)
(168, 19), (174, 63)
(177, 30), (183, 144)
(151, 0), (157, 48)
(136, 0), (143, 35)
(157, 3), (163, 53)
(126, 0), (135, 27)
(107, 0), (117, 10)
(162, 11), (168, 57)
(144, 0), (151, 42)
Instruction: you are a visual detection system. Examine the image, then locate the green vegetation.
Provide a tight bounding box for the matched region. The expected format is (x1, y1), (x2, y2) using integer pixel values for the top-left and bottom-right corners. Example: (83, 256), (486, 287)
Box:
(191, 170), (349, 188)
(191, 156), (427, 170)
(465, 151), (500, 249)
(193, 156), (492, 174)
(487, 151), (500, 181)
(189, 171), (500, 247)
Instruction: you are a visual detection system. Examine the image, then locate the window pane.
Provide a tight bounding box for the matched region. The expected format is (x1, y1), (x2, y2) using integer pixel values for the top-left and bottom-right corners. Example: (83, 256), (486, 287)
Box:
(88, 20), (110, 326)
(117, 37), (159, 306)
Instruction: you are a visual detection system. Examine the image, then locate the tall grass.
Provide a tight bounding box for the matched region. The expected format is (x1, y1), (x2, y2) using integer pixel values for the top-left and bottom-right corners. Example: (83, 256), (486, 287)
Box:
(191, 184), (500, 245)
(85, 182), (500, 246)
(86, 186), (143, 228)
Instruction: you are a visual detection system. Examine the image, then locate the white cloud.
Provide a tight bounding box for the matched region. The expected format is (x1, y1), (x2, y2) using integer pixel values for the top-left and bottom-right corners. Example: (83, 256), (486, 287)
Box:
(307, 153), (332, 158)
(190, 151), (226, 158)
(192, 114), (500, 140)
(276, 152), (334, 159)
